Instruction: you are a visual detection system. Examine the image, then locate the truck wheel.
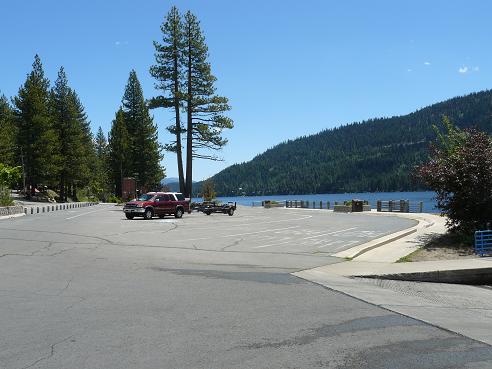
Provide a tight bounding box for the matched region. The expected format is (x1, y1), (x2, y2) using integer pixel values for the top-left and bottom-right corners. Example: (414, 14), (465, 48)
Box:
(228, 208), (234, 216)
(125, 214), (134, 220)
(205, 211), (211, 215)
(144, 208), (153, 220)
(175, 208), (183, 218)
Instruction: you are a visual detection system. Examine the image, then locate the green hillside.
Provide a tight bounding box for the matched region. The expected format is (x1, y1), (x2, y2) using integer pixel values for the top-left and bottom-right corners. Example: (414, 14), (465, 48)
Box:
(203, 90), (492, 196)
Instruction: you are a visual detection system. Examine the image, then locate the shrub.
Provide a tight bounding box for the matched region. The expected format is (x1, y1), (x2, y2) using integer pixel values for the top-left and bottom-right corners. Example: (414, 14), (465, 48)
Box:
(0, 164), (21, 206)
(108, 194), (122, 203)
(201, 179), (216, 202)
(417, 117), (492, 234)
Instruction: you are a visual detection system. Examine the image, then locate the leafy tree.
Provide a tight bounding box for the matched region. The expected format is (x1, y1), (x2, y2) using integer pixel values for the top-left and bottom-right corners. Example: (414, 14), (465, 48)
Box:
(121, 70), (164, 191)
(13, 55), (59, 196)
(0, 163), (21, 206)
(108, 108), (130, 197)
(201, 179), (216, 201)
(182, 11), (233, 197)
(150, 6), (185, 194)
(417, 118), (492, 234)
(0, 95), (17, 166)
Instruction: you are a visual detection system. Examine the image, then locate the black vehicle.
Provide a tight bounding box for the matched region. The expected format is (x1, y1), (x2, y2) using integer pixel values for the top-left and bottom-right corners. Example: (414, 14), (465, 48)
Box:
(196, 201), (236, 216)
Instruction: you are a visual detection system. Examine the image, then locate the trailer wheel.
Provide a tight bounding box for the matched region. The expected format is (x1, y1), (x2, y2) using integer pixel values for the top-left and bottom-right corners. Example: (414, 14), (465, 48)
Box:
(205, 211), (211, 215)
(228, 208), (234, 216)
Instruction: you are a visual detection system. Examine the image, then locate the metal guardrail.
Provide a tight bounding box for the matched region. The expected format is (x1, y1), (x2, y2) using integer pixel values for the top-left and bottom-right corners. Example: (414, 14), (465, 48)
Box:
(377, 200), (423, 213)
(23, 202), (98, 215)
(475, 230), (492, 256)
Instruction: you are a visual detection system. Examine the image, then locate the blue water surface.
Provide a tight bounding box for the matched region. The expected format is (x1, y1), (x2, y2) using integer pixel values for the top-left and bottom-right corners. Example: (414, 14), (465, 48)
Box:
(194, 191), (439, 213)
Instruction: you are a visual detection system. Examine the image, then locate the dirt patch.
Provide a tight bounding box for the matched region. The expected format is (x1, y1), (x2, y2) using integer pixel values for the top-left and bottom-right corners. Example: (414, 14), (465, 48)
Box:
(399, 232), (479, 262)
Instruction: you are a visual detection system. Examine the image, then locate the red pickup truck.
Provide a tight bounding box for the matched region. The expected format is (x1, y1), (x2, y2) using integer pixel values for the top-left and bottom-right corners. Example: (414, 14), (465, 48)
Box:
(123, 192), (190, 220)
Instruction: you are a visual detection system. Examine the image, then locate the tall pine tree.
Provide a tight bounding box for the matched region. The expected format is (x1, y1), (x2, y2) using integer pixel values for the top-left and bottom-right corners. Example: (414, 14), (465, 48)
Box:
(0, 94), (17, 166)
(121, 70), (164, 191)
(182, 11), (233, 197)
(150, 6), (185, 193)
(69, 88), (96, 199)
(14, 55), (59, 195)
(93, 126), (110, 198)
(108, 108), (130, 197)
(95, 126), (108, 159)
(51, 68), (95, 201)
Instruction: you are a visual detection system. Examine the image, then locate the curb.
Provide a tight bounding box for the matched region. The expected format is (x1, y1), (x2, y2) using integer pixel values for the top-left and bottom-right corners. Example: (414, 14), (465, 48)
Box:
(0, 213), (26, 221)
(333, 227), (418, 259)
(355, 266), (492, 285)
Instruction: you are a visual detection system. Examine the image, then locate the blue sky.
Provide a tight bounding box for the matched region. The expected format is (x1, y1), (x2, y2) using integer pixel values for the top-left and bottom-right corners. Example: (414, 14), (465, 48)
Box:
(1, 0), (491, 180)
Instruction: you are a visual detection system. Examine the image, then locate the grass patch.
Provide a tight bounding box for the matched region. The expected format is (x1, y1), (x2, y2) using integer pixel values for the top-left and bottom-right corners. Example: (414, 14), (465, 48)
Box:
(396, 249), (421, 263)
(396, 232), (475, 262)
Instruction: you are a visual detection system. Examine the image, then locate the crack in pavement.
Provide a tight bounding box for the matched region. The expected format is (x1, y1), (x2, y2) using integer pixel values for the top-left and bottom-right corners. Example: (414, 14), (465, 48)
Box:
(57, 278), (73, 296)
(107, 241), (334, 258)
(221, 237), (244, 251)
(19, 335), (73, 369)
(0, 228), (114, 244)
(101, 221), (179, 237)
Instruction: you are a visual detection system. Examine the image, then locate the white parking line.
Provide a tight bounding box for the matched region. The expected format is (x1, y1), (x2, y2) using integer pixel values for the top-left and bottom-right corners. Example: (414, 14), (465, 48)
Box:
(302, 227), (358, 240)
(66, 208), (108, 220)
(189, 215), (313, 230)
(182, 226), (300, 242)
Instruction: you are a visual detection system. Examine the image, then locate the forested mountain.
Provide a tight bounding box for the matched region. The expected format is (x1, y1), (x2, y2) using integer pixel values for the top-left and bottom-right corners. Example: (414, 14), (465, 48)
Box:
(204, 90), (492, 196)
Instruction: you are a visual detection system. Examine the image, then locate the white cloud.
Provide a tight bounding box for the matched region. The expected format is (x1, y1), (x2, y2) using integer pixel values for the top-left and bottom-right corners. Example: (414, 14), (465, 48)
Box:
(115, 41), (128, 46)
(458, 65), (479, 74)
(407, 69), (412, 72)
(424, 62), (431, 66)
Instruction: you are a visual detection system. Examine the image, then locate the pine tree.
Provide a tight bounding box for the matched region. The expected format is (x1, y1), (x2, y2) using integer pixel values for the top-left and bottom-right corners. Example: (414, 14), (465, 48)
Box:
(14, 55), (59, 196)
(0, 94), (17, 166)
(69, 88), (95, 199)
(182, 11), (233, 197)
(108, 108), (130, 197)
(51, 67), (78, 201)
(121, 70), (164, 191)
(93, 127), (111, 201)
(95, 126), (108, 159)
(50, 67), (95, 201)
(150, 6), (185, 193)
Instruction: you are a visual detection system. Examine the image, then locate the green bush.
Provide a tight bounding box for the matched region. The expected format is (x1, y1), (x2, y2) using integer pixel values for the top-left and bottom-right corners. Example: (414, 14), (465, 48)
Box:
(418, 117), (492, 234)
(0, 187), (14, 206)
(108, 194), (122, 204)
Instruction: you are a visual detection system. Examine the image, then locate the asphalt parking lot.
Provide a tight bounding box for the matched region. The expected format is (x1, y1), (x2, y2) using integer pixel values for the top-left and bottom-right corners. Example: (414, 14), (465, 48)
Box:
(2, 205), (492, 369)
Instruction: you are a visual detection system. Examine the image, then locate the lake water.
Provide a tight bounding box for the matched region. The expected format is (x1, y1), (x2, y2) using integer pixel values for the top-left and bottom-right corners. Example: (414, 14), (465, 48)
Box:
(193, 191), (439, 213)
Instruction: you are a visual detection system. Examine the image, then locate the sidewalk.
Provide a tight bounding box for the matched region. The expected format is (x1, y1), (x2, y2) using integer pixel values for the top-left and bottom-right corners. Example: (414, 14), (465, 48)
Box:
(293, 211), (492, 345)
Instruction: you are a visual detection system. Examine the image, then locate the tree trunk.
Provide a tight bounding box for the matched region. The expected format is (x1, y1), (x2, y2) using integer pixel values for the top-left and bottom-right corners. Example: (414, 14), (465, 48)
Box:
(185, 37), (193, 198)
(174, 43), (185, 194)
(59, 173), (65, 202)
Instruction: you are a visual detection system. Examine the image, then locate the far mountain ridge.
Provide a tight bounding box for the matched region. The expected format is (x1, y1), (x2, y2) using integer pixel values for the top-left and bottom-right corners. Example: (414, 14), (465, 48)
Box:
(199, 89), (492, 196)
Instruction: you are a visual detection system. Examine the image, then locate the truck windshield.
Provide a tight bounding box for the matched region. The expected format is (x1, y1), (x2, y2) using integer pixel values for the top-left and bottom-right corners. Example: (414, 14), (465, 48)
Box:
(137, 194), (154, 201)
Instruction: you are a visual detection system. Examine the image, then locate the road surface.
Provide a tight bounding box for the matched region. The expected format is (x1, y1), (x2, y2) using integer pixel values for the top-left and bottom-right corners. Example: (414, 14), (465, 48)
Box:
(1, 205), (491, 368)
